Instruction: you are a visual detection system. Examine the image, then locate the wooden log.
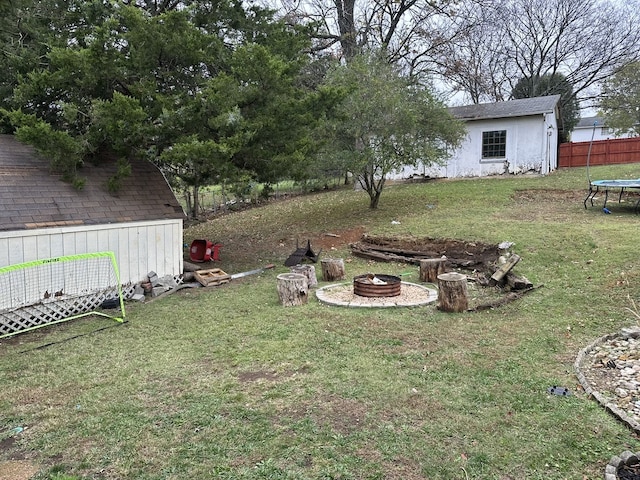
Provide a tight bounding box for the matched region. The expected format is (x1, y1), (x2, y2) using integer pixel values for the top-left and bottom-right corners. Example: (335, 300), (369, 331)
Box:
(470, 285), (539, 312)
(490, 254), (521, 284)
(506, 272), (533, 290)
(437, 272), (469, 312)
(362, 245), (442, 258)
(289, 264), (318, 288)
(276, 273), (309, 306)
(183, 260), (201, 272)
(320, 258), (346, 281)
(419, 257), (448, 283)
(350, 245), (485, 268)
(182, 271), (196, 282)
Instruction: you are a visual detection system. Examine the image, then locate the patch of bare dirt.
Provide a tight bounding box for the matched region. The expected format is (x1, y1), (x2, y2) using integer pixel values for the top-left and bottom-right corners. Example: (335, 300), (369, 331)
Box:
(0, 460), (39, 480)
(309, 395), (369, 436)
(309, 226), (368, 253)
(236, 366), (310, 383)
(513, 188), (586, 203)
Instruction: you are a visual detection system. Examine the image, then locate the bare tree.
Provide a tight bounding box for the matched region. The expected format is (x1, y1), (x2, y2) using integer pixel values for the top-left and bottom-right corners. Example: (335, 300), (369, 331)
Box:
(431, 2), (510, 104)
(433, 0), (640, 107)
(261, 0), (460, 71)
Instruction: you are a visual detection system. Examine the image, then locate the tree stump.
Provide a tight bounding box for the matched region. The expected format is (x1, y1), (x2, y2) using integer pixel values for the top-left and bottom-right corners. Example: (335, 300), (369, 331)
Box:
(277, 273), (309, 306)
(419, 257), (447, 283)
(320, 258), (346, 281)
(437, 272), (469, 312)
(289, 264), (317, 288)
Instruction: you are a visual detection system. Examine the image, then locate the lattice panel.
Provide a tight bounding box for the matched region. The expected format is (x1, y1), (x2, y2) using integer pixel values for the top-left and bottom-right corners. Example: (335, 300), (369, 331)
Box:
(0, 252), (127, 338)
(0, 289), (130, 338)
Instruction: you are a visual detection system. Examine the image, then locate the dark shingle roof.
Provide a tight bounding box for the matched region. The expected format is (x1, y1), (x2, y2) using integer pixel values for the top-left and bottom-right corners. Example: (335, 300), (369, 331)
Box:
(449, 95), (561, 121)
(0, 134), (185, 232)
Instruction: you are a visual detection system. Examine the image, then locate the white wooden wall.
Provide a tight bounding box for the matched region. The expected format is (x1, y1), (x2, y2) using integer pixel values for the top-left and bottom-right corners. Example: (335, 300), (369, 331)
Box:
(387, 113), (559, 180)
(0, 219), (183, 285)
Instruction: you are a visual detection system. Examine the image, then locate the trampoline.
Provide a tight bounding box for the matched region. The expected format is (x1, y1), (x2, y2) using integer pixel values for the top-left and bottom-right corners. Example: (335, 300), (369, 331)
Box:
(582, 120), (640, 213)
(584, 179), (640, 212)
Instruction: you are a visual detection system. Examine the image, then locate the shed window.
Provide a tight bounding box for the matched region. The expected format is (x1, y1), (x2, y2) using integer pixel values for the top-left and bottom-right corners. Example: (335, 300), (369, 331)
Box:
(482, 130), (507, 159)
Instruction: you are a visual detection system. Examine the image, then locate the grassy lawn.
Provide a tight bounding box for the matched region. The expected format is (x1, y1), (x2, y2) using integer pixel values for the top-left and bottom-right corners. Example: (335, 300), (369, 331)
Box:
(3, 165), (640, 479)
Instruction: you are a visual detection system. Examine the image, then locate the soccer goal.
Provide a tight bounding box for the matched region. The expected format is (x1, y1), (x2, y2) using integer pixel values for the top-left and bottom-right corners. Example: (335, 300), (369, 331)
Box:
(0, 251), (126, 339)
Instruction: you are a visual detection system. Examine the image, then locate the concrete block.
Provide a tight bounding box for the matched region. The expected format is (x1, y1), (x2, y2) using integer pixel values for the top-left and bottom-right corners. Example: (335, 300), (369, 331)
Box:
(152, 286), (168, 297)
(148, 271), (159, 285)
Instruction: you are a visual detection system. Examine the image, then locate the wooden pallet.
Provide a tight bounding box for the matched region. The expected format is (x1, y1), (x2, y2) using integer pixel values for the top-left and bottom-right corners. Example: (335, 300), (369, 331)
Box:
(194, 268), (231, 287)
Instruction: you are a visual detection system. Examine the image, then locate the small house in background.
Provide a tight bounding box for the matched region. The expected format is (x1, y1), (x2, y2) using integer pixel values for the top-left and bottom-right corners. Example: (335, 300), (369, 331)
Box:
(571, 116), (638, 143)
(390, 95), (561, 180)
(0, 134), (186, 290)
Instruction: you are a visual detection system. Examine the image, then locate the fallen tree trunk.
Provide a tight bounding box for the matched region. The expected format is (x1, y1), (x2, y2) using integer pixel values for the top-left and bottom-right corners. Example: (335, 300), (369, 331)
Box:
(350, 245), (482, 269)
(469, 285), (542, 312)
(490, 254), (520, 284)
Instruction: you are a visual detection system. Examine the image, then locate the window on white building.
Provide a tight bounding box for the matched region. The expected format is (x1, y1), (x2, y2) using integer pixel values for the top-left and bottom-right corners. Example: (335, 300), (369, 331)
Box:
(482, 130), (507, 158)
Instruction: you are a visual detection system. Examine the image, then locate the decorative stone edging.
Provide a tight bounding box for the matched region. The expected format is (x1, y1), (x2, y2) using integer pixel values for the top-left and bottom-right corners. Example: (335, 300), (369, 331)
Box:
(574, 326), (640, 434)
(574, 327), (640, 478)
(315, 281), (437, 308)
(604, 450), (640, 480)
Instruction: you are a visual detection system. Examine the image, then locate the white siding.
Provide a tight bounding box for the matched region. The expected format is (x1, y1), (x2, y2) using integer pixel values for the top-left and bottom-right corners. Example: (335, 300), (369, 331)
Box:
(388, 113), (558, 180)
(0, 219), (183, 285)
(571, 125), (637, 143)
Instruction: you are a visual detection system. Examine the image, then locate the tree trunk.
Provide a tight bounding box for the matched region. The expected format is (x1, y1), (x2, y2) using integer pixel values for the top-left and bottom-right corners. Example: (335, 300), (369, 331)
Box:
(490, 254), (521, 285)
(321, 258), (346, 281)
(369, 190), (381, 209)
(289, 264), (318, 288)
(276, 273), (308, 306)
(420, 257), (447, 283)
(335, 0), (357, 60)
(437, 272), (469, 313)
(192, 184), (200, 219)
(184, 190), (192, 219)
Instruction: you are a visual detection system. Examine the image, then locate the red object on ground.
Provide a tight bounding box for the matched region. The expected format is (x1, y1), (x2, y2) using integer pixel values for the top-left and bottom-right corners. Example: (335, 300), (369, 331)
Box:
(189, 240), (222, 262)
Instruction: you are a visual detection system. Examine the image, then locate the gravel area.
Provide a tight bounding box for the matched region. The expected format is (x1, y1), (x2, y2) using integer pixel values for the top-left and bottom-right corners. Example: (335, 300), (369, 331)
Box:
(315, 281), (437, 308)
(575, 326), (640, 433)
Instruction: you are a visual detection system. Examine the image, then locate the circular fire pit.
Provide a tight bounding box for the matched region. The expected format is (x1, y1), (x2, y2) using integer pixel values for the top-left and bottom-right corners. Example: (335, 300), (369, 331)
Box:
(353, 274), (401, 297)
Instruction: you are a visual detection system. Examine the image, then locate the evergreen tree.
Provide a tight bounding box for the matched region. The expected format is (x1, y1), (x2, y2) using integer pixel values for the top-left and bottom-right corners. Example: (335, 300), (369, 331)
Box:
(511, 73), (579, 142)
(0, 0), (330, 218)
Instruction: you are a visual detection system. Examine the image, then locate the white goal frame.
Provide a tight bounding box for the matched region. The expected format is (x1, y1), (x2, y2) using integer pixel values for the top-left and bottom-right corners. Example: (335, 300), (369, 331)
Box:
(0, 251), (126, 339)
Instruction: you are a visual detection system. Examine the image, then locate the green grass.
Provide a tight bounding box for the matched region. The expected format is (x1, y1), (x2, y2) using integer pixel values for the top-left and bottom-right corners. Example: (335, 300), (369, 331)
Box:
(3, 165), (640, 479)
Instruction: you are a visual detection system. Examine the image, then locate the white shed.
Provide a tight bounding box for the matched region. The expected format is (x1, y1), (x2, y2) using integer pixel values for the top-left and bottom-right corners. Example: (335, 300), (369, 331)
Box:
(390, 95), (561, 179)
(0, 134), (186, 287)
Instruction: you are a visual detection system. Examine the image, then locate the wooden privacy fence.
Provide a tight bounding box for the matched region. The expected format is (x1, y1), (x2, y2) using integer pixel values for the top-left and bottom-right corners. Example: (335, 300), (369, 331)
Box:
(559, 137), (640, 167)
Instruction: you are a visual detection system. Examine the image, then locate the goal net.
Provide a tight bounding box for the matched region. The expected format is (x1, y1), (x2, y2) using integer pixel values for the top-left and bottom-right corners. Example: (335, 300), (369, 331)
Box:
(0, 251), (126, 339)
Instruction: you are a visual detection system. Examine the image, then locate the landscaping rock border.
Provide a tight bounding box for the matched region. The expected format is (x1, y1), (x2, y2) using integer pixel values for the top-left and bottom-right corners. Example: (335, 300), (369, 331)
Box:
(574, 326), (640, 434)
(604, 450), (640, 480)
(574, 327), (640, 479)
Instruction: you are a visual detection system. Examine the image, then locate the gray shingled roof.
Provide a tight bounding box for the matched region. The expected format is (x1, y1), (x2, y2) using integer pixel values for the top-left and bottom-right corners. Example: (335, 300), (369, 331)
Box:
(449, 95), (561, 121)
(0, 134), (185, 232)
(575, 116), (604, 128)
